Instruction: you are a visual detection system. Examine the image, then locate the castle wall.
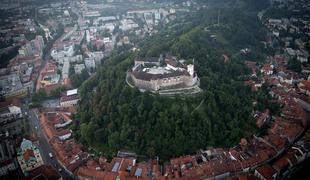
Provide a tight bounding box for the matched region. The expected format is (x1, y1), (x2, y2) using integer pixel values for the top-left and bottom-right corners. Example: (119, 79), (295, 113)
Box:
(130, 72), (196, 91)
(130, 74), (156, 91)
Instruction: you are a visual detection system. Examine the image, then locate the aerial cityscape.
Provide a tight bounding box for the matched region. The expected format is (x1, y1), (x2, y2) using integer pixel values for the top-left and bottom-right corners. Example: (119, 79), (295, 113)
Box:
(0, 0), (309, 179)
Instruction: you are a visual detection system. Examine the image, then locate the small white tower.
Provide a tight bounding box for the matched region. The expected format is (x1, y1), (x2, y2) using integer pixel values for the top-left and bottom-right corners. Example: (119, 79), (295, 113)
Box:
(187, 59), (194, 76)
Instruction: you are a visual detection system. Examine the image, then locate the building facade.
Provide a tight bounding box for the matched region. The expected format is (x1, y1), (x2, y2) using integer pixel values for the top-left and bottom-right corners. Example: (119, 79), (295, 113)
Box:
(60, 89), (80, 107)
(0, 105), (24, 136)
(0, 137), (19, 178)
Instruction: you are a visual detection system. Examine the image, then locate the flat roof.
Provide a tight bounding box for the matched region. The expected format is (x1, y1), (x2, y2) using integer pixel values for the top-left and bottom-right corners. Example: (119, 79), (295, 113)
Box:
(66, 89), (78, 96)
(112, 162), (120, 172)
(134, 168), (142, 177)
(146, 67), (171, 75)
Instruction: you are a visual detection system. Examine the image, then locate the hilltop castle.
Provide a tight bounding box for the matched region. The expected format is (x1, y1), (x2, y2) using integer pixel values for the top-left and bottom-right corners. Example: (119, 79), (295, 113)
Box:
(127, 55), (199, 92)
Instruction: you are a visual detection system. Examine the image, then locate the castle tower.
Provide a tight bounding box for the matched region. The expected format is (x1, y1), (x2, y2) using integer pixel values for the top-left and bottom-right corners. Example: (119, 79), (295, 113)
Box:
(187, 59), (194, 77)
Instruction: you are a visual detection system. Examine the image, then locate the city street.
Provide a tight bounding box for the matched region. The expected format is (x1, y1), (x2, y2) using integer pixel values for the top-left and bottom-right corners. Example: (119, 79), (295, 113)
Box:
(26, 105), (73, 179)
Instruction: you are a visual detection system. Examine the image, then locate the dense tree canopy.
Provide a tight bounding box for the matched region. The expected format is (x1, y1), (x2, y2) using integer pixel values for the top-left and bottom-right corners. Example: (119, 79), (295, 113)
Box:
(70, 69), (90, 88)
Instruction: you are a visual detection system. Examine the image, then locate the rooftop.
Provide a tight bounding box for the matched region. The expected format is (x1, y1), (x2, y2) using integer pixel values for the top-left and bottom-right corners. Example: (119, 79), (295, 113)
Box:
(24, 165), (61, 180)
(0, 73), (23, 94)
(165, 58), (186, 69)
(298, 80), (310, 91)
(66, 89), (78, 96)
(20, 138), (33, 152)
(60, 94), (80, 103)
(23, 149), (35, 163)
(145, 67), (171, 75)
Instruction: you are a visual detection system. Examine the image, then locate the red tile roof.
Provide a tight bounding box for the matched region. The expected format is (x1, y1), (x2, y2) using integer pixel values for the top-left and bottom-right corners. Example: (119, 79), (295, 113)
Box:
(255, 109), (270, 127)
(60, 94), (80, 103)
(76, 166), (106, 180)
(23, 165), (61, 180)
(23, 149), (35, 162)
(298, 80), (310, 91)
(255, 164), (277, 180)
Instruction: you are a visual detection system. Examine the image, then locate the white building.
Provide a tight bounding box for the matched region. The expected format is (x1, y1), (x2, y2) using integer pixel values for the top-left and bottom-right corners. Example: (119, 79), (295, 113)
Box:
(83, 11), (100, 18)
(169, 8), (176, 14)
(0, 105), (25, 136)
(55, 55), (83, 65)
(67, 89), (77, 96)
(62, 61), (70, 79)
(59, 132), (72, 141)
(0, 106), (22, 121)
(17, 139), (43, 174)
(63, 45), (75, 56)
(51, 45), (75, 61)
(60, 89), (80, 107)
(103, 37), (111, 44)
(120, 19), (139, 31)
(19, 63), (33, 83)
(93, 16), (117, 26)
(155, 11), (161, 20)
(60, 97), (79, 107)
(87, 51), (104, 66)
(298, 56), (308, 63)
(58, 130), (72, 141)
(102, 23), (115, 32)
(74, 64), (85, 74)
(187, 64), (194, 76)
(86, 30), (91, 43)
(64, 10), (70, 16)
(55, 119), (73, 129)
(84, 57), (96, 70)
(144, 12), (154, 25)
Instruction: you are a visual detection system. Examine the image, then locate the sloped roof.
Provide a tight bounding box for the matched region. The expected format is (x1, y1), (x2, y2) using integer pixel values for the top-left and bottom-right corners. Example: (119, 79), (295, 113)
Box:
(24, 165), (61, 180)
(23, 149), (35, 163)
(256, 164), (277, 179)
(299, 80), (310, 91)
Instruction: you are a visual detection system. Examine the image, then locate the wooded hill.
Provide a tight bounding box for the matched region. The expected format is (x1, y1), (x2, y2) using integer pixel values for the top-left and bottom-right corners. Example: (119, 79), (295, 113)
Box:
(71, 0), (273, 161)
